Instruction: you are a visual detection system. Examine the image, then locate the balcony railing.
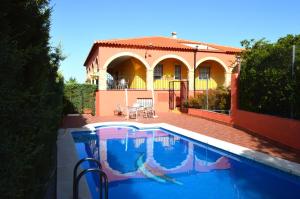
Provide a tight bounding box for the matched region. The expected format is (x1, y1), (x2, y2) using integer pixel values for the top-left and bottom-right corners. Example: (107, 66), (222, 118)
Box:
(107, 79), (146, 90)
(105, 78), (218, 90)
(154, 79), (177, 90)
(195, 79), (217, 90)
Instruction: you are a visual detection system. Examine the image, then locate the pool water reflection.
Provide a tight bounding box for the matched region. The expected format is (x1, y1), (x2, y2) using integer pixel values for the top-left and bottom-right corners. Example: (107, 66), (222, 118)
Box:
(72, 126), (300, 199)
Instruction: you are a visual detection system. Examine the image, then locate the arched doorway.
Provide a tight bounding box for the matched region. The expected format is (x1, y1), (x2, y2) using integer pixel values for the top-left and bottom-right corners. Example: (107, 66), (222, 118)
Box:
(153, 135), (189, 169)
(195, 60), (226, 90)
(152, 58), (189, 90)
(106, 56), (147, 89)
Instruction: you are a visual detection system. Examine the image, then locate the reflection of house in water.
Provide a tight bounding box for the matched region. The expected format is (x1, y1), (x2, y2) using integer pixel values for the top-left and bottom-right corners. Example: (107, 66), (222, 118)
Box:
(84, 127), (230, 183)
(155, 136), (181, 148)
(134, 138), (145, 148)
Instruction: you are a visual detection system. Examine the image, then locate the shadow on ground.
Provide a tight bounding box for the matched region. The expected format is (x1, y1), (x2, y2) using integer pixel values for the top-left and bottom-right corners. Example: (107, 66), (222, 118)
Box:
(61, 115), (89, 128)
(234, 126), (300, 163)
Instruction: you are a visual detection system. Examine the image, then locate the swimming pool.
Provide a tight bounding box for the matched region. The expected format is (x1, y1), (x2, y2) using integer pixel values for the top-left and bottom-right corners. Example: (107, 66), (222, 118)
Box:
(72, 123), (300, 199)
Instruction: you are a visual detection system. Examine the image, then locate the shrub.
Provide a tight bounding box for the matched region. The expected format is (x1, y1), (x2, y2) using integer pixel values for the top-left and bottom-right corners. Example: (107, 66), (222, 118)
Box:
(63, 83), (97, 115)
(239, 35), (300, 119)
(188, 96), (202, 108)
(0, 1), (64, 198)
(187, 87), (231, 111)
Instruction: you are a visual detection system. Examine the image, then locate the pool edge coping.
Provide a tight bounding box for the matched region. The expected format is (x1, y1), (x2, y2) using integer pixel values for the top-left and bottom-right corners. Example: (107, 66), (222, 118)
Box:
(80, 121), (300, 177)
(57, 128), (92, 199)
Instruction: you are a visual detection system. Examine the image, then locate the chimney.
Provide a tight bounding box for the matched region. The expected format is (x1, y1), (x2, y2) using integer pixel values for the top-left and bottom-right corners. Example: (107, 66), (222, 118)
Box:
(171, 32), (177, 39)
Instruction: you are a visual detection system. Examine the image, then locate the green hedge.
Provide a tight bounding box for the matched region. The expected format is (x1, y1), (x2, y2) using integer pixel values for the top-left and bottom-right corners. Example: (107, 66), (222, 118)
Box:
(185, 87), (231, 111)
(63, 83), (97, 115)
(239, 35), (300, 119)
(0, 1), (64, 198)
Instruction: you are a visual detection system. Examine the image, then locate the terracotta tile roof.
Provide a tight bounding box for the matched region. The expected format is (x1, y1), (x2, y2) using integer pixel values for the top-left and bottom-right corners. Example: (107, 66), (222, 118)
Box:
(176, 38), (243, 53)
(84, 36), (242, 66)
(95, 36), (242, 53)
(96, 36), (193, 50)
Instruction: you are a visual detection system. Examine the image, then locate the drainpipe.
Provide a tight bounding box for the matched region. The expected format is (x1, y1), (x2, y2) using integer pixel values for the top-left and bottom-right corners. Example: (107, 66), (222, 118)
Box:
(193, 46), (199, 97)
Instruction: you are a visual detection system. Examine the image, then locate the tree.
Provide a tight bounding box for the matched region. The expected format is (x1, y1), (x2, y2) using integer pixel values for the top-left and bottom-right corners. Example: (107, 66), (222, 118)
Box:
(66, 77), (78, 84)
(0, 0), (64, 198)
(239, 34), (300, 119)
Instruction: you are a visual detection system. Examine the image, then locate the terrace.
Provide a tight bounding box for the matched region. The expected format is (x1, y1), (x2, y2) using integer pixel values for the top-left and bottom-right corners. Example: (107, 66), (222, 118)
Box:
(61, 112), (300, 163)
(59, 36), (300, 199)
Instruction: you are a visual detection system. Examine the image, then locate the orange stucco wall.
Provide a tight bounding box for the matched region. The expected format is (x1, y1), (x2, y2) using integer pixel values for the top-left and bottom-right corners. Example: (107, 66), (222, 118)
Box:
(233, 109), (300, 150)
(95, 90), (170, 116)
(86, 48), (99, 81)
(85, 43), (237, 90)
(230, 74), (300, 150)
(97, 46), (194, 70)
(95, 91), (100, 116)
(188, 108), (233, 125)
(85, 46), (237, 76)
(94, 46), (236, 71)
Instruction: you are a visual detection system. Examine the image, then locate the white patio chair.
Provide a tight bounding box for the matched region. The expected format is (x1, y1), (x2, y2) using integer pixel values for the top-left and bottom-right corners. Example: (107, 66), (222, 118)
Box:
(136, 98), (155, 118)
(119, 78), (128, 89)
(114, 104), (125, 116)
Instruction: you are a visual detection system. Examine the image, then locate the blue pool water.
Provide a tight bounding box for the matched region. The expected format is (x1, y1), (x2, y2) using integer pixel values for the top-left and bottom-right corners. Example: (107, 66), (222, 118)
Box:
(72, 126), (300, 199)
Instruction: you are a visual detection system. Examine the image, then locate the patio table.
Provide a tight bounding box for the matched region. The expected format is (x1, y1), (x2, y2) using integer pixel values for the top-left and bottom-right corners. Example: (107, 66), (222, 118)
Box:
(143, 107), (155, 118)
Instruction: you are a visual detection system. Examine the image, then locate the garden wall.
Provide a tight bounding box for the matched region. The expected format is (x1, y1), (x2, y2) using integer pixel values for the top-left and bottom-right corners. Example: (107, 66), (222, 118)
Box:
(188, 73), (300, 150)
(188, 108), (232, 125)
(95, 90), (172, 116)
(231, 74), (300, 150)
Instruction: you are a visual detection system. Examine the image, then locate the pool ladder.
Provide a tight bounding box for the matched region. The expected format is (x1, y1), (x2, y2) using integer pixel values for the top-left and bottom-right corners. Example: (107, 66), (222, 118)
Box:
(73, 157), (108, 199)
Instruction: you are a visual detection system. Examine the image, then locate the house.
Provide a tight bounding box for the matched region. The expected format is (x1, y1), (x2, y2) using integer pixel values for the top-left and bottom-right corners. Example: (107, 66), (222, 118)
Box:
(84, 33), (242, 116)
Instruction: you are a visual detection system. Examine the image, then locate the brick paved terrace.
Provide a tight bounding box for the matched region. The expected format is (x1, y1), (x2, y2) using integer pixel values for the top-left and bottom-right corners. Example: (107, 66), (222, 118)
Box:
(61, 112), (300, 163)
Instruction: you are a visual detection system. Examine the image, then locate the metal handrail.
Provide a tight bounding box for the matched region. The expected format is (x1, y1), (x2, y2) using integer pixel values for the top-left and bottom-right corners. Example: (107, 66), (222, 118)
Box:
(73, 158), (103, 198)
(74, 168), (108, 199)
(73, 158), (102, 191)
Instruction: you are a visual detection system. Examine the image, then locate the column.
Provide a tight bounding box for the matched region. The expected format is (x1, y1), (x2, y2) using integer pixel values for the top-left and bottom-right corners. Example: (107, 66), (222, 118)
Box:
(188, 70), (194, 92)
(98, 69), (107, 90)
(146, 134), (154, 162)
(224, 72), (232, 88)
(146, 69), (153, 90)
(100, 140), (107, 161)
(230, 73), (239, 117)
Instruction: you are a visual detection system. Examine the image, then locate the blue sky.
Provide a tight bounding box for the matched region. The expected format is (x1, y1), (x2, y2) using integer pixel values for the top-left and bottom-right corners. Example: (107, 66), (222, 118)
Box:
(50, 0), (300, 83)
